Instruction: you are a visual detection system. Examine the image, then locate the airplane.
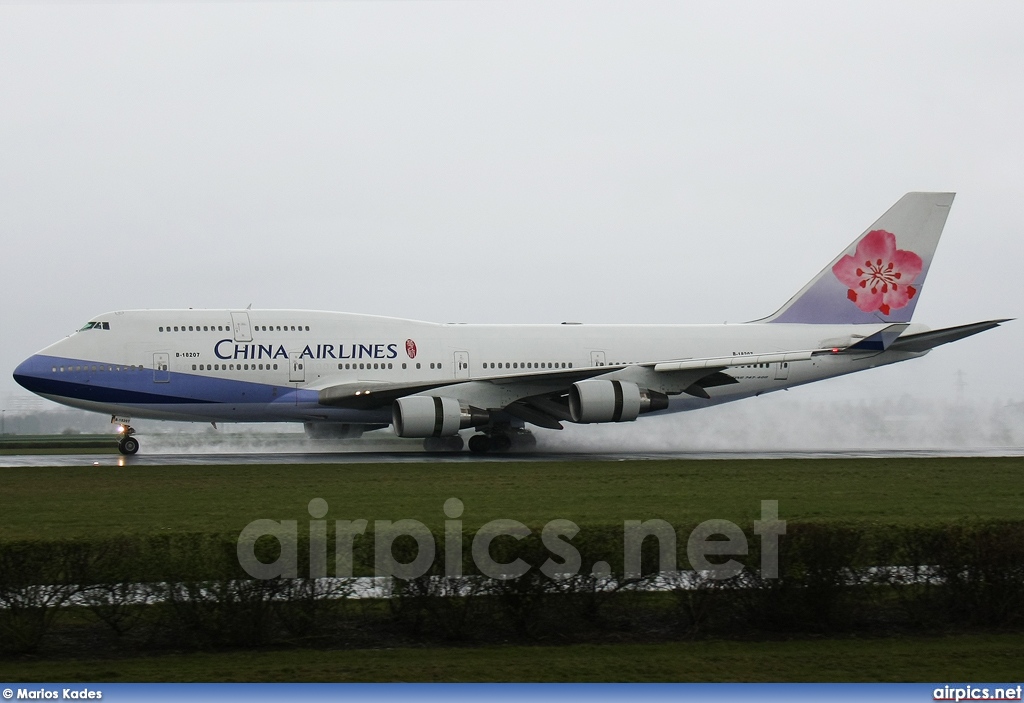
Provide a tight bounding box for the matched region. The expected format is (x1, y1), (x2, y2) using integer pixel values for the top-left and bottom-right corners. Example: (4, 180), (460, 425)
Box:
(13, 192), (1008, 455)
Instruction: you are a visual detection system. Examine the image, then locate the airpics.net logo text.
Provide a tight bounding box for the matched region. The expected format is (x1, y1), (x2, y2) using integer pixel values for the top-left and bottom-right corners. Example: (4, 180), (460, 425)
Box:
(235, 499), (786, 581)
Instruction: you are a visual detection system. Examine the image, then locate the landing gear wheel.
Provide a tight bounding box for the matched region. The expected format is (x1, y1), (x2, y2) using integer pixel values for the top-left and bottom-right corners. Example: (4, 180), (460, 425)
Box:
(509, 430), (537, 450)
(468, 434), (491, 454)
(444, 435), (465, 451)
(469, 433), (515, 454)
(118, 436), (139, 455)
(490, 434), (512, 453)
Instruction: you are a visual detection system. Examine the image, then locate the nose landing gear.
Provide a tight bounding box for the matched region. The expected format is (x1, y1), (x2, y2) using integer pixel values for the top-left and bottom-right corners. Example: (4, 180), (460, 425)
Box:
(117, 425), (139, 455)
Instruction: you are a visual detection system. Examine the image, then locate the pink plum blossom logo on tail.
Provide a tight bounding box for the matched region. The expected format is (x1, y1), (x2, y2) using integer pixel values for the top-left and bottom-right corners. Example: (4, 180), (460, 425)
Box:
(832, 230), (923, 316)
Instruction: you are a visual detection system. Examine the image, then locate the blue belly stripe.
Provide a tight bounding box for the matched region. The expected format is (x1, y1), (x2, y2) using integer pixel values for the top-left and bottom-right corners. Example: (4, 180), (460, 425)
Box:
(14, 355), (305, 405)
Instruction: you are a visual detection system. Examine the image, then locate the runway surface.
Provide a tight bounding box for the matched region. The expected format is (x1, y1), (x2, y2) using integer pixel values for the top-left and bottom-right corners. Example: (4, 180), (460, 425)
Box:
(2, 446), (1023, 467)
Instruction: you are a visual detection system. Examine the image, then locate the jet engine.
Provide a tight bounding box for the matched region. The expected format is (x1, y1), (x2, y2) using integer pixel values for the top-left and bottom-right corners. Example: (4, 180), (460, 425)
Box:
(568, 380), (669, 423)
(392, 396), (489, 437)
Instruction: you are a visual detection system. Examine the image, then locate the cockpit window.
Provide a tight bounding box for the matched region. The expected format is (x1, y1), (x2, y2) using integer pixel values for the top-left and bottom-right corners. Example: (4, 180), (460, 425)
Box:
(77, 321), (110, 331)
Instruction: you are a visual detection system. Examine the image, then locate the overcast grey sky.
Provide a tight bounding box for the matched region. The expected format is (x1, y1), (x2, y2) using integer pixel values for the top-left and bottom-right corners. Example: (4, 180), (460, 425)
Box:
(1, 1), (1021, 410)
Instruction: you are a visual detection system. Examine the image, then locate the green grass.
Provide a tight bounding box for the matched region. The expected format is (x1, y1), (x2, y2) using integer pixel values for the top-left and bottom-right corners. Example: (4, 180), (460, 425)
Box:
(1, 457), (1022, 540)
(0, 435), (118, 455)
(2, 457), (1022, 682)
(2, 633), (1022, 682)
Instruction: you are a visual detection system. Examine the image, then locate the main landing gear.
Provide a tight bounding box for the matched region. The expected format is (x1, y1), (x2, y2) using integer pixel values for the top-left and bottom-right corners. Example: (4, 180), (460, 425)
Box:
(117, 425), (139, 455)
(421, 427), (538, 454)
(467, 427), (537, 454)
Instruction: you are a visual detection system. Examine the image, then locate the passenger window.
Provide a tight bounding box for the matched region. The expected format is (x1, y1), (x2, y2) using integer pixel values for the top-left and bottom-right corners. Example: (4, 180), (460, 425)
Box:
(192, 365), (197, 370)
(159, 327), (164, 332)
(402, 363), (407, 369)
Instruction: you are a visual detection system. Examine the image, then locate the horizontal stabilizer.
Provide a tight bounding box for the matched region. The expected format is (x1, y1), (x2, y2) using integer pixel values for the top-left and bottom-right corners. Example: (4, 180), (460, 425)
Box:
(846, 324), (910, 351)
(888, 319), (1011, 353)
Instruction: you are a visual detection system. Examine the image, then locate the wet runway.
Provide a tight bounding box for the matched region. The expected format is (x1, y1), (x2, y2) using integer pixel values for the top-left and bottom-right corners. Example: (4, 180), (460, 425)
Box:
(2, 446), (1022, 467)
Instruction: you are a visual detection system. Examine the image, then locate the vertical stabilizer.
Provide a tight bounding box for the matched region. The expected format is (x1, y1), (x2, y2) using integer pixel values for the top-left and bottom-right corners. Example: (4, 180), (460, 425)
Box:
(763, 192), (954, 324)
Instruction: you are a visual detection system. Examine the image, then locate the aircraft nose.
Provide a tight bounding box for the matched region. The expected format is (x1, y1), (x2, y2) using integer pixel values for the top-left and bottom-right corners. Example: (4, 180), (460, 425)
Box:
(13, 355), (46, 394)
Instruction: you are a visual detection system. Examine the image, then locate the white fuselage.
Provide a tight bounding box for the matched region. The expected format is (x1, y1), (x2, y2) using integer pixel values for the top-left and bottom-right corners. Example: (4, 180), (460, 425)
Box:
(13, 309), (927, 426)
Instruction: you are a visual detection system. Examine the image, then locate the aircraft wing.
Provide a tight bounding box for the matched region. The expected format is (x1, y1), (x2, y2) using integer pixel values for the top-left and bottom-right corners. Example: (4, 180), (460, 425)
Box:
(317, 353), (764, 426)
(316, 321), (1009, 430)
(317, 365), (638, 411)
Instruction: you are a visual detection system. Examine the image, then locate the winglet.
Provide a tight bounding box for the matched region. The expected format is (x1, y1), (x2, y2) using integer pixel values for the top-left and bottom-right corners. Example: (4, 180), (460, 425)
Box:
(762, 193), (955, 324)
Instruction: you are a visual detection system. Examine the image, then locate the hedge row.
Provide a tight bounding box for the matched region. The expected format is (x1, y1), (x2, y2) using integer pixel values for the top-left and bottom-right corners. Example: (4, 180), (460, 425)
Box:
(1, 522), (1022, 654)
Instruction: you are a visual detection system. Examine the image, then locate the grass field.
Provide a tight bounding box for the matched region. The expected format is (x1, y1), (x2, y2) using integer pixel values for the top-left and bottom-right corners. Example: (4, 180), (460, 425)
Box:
(0, 435), (118, 455)
(2, 456), (1022, 682)
(0, 457), (1021, 540)
(2, 633), (1022, 682)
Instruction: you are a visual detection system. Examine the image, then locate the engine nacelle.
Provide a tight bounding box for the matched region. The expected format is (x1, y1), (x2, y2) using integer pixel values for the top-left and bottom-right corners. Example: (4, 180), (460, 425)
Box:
(569, 380), (669, 424)
(392, 396), (489, 438)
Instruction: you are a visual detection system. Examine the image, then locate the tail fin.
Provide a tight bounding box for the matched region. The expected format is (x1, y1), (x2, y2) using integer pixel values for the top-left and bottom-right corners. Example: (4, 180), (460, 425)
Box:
(763, 192), (954, 324)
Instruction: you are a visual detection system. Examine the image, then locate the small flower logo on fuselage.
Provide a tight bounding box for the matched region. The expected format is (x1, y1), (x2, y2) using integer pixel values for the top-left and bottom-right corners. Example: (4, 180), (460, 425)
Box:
(405, 339), (417, 359)
(832, 230), (923, 316)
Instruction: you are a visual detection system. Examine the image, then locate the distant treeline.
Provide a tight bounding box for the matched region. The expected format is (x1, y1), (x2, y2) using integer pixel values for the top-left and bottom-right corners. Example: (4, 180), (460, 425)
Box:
(1, 522), (1022, 656)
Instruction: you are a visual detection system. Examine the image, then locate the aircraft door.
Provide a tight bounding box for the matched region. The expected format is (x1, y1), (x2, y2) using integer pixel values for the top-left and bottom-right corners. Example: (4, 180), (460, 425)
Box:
(289, 353), (305, 383)
(231, 312), (253, 342)
(590, 351), (607, 367)
(154, 353), (170, 383)
(774, 361), (790, 381)
(454, 351), (470, 380)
